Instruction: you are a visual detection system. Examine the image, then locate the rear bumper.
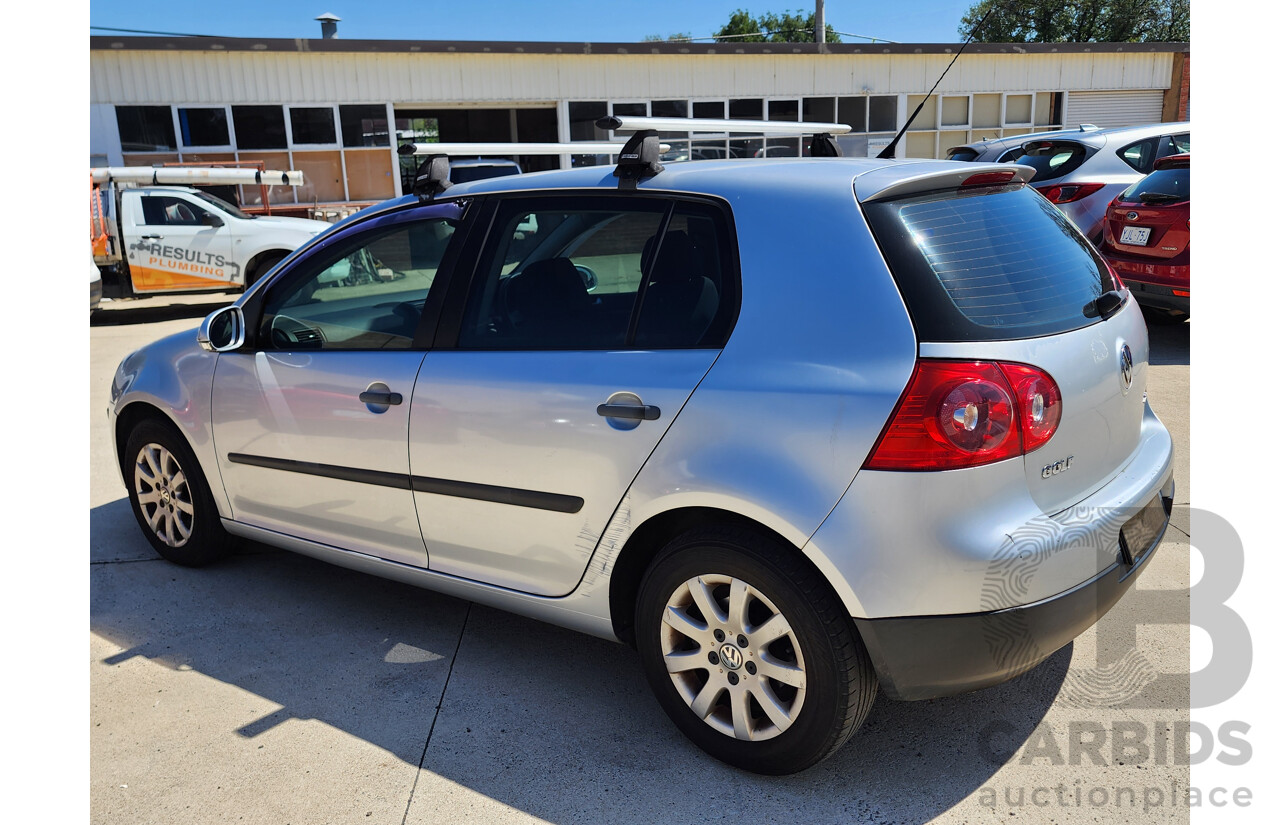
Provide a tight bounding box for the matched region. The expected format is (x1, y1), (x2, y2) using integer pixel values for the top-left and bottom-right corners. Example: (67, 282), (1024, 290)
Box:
(856, 481), (1173, 700)
(1127, 281), (1190, 315)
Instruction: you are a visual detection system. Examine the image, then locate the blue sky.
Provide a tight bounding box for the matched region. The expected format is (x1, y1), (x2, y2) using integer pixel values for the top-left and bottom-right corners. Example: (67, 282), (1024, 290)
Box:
(89, 0), (978, 44)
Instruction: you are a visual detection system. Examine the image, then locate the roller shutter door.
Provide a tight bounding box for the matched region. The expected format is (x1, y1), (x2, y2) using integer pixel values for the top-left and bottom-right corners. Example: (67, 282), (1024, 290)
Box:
(1064, 91), (1164, 128)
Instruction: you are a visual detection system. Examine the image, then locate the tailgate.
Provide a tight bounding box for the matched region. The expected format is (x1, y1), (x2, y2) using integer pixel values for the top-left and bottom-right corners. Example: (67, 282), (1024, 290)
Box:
(861, 176), (1147, 514)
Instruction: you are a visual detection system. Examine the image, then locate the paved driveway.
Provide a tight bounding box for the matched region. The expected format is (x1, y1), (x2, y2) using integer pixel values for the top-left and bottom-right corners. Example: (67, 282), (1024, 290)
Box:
(90, 296), (1192, 824)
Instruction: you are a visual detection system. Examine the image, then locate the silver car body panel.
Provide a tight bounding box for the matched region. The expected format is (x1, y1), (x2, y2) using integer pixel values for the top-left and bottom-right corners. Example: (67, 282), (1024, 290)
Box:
(210, 350), (431, 567)
(110, 330), (231, 516)
(410, 349), (720, 596)
(110, 156), (1175, 641)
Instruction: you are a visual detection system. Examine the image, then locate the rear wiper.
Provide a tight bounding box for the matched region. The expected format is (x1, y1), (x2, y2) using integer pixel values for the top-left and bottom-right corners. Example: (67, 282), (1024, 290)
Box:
(1083, 290), (1126, 321)
(1138, 192), (1182, 204)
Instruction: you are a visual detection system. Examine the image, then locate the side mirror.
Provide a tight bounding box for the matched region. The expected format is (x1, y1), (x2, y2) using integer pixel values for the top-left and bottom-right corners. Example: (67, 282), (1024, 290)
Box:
(197, 305), (246, 352)
(201, 213), (225, 228)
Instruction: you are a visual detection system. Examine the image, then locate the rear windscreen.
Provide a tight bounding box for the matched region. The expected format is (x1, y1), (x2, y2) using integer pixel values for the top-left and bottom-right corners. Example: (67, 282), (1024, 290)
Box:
(863, 185), (1109, 341)
(946, 147), (979, 162)
(1008, 140), (1090, 182)
(1119, 167), (1189, 203)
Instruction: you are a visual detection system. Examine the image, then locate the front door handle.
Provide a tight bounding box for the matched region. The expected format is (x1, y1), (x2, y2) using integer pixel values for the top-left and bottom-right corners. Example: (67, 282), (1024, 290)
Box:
(360, 390), (403, 406)
(597, 403), (661, 421)
(139, 234), (164, 240)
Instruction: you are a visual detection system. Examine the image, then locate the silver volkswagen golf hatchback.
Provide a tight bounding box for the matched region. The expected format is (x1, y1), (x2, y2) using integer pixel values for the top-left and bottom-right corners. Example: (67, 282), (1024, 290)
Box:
(110, 151), (1174, 775)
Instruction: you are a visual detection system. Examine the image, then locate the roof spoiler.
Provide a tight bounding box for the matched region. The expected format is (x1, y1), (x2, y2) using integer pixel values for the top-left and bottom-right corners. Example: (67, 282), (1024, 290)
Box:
(854, 163), (1036, 203)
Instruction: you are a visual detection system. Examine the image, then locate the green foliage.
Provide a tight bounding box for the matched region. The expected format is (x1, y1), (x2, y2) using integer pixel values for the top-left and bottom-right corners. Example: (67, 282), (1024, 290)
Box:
(715, 8), (841, 43)
(642, 32), (694, 42)
(958, 0), (1189, 42)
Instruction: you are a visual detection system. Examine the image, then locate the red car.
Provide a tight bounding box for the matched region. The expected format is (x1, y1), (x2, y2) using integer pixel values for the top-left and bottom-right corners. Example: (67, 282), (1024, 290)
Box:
(1098, 153), (1190, 320)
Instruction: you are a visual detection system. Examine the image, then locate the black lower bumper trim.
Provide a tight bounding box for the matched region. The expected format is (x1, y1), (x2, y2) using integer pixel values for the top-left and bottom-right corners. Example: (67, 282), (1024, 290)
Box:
(855, 495), (1171, 701)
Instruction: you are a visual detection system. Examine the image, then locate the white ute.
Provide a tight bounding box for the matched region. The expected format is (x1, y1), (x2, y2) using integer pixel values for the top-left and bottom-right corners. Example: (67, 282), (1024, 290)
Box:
(90, 166), (330, 298)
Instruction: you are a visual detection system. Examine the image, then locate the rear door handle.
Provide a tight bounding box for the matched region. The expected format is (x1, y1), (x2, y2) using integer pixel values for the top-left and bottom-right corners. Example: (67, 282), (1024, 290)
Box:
(359, 390), (403, 406)
(596, 403), (661, 421)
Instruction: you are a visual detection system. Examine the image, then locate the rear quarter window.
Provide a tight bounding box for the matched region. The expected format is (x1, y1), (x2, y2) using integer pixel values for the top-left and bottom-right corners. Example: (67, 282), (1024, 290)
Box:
(863, 185), (1109, 341)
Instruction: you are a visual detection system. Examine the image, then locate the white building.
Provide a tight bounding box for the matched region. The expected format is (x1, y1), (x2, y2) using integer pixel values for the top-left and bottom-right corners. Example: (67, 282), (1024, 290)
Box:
(90, 35), (1190, 210)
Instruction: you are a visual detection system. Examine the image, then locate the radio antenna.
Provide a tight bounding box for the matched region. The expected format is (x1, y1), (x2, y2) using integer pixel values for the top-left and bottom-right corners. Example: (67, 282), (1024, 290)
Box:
(876, 2), (1004, 160)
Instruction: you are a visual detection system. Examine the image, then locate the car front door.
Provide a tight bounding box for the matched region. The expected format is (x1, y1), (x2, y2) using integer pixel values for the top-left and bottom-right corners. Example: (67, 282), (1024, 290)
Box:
(127, 193), (239, 292)
(210, 202), (466, 566)
(409, 195), (738, 596)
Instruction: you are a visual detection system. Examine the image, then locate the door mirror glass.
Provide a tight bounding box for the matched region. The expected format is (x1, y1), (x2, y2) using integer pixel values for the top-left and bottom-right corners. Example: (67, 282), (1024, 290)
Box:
(198, 305), (245, 352)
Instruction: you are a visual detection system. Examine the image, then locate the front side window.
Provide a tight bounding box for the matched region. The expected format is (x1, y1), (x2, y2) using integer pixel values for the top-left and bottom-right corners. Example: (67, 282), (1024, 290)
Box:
(140, 196), (211, 227)
(259, 218), (458, 350)
(457, 197), (736, 351)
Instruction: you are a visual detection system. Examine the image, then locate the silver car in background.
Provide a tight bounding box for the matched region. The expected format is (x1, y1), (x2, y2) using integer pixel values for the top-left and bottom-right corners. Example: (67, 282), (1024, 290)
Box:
(948, 122), (1191, 243)
(109, 156), (1174, 774)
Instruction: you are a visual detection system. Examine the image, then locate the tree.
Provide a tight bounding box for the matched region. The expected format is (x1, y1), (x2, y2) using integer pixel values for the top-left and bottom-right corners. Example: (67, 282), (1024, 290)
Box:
(714, 8), (841, 43)
(957, 0), (1188, 42)
(643, 32), (694, 42)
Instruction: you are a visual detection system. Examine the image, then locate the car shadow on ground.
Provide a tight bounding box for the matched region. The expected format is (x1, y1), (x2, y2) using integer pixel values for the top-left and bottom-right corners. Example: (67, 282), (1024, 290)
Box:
(1145, 313), (1189, 366)
(91, 500), (1070, 823)
(91, 299), (234, 327)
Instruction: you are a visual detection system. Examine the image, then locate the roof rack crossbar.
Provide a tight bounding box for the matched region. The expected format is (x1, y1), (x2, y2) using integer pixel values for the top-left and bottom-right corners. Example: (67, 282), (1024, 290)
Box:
(595, 115), (851, 136)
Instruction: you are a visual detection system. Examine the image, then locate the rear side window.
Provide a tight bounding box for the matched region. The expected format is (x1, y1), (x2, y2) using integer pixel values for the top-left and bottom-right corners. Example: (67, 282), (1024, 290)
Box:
(1117, 133), (1190, 174)
(1119, 167), (1190, 204)
(1009, 140), (1089, 182)
(456, 196), (737, 350)
(863, 186), (1108, 341)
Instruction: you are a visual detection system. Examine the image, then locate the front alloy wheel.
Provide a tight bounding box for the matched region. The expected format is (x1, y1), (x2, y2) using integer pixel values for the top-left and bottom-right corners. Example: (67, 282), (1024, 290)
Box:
(123, 418), (231, 567)
(134, 443), (195, 548)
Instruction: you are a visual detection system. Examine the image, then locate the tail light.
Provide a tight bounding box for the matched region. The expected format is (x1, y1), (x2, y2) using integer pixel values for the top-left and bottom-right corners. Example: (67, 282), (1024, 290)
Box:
(864, 360), (1062, 471)
(1036, 182), (1106, 204)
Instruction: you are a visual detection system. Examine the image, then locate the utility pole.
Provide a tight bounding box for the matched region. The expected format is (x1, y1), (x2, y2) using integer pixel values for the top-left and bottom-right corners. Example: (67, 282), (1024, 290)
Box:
(816, 0), (826, 44)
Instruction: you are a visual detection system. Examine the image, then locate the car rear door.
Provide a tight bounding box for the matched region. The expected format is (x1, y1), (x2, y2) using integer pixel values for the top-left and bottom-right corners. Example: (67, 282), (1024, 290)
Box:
(408, 194), (738, 596)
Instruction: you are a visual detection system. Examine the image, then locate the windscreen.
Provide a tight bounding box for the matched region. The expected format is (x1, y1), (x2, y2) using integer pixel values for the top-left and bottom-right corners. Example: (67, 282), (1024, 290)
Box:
(863, 185), (1109, 341)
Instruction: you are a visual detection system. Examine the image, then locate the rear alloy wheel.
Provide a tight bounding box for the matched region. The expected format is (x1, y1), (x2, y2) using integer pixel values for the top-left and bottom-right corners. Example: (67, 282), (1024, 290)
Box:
(636, 527), (877, 774)
(124, 419), (231, 567)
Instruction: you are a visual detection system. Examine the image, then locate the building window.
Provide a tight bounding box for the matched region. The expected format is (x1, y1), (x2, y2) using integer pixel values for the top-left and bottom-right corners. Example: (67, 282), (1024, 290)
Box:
(232, 106), (287, 150)
(340, 105), (391, 148)
(290, 107), (337, 145)
(178, 107), (230, 147)
(116, 106), (177, 152)
(868, 96), (897, 132)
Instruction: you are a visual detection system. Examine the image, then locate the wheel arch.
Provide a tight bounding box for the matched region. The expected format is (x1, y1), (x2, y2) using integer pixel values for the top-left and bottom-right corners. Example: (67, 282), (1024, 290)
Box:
(244, 248), (291, 288)
(607, 506), (846, 647)
(114, 401), (187, 481)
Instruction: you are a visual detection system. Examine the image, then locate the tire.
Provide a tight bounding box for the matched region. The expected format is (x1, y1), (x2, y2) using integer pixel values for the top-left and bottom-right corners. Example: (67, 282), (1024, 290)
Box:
(123, 418), (232, 567)
(635, 526), (877, 774)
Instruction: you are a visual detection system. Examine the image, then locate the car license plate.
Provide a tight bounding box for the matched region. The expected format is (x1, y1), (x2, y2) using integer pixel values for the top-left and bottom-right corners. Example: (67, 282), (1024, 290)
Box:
(1120, 226), (1151, 246)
